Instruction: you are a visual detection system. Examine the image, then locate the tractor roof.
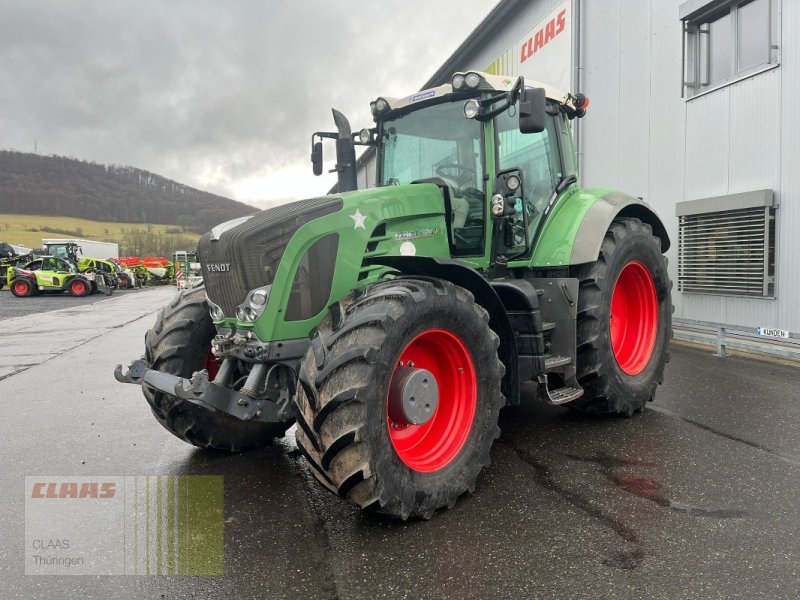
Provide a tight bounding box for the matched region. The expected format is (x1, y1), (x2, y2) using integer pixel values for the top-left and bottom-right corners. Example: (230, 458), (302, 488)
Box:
(373, 71), (575, 116)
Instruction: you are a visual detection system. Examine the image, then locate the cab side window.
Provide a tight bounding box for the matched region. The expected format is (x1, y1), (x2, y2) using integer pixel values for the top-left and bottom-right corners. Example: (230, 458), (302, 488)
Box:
(496, 105), (560, 214)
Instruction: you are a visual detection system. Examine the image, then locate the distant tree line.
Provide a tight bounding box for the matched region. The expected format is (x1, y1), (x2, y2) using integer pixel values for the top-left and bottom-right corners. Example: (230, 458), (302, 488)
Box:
(0, 151), (256, 232)
(118, 228), (197, 258)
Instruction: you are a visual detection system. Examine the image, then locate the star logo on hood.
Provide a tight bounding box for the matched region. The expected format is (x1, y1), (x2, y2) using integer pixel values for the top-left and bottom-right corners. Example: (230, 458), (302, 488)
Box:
(350, 209), (367, 230)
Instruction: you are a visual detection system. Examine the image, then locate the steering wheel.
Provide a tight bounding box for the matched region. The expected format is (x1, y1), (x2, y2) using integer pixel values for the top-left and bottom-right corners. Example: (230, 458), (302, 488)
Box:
(435, 163), (476, 183)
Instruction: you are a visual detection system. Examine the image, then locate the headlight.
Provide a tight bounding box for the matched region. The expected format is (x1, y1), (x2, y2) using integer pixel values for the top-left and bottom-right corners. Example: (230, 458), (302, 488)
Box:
(250, 288), (268, 307)
(208, 297), (225, 320)
(209, 305), (224, 320)
(358, 128), (371, 144)
(463, 99), (480, 119)
(492, 194), (505, 216)
(506, 174), (521, 192)
(237, 285), (271, 322)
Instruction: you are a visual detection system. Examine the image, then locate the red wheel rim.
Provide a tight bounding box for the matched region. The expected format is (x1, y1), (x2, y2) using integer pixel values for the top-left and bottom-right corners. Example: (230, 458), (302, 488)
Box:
(72, 281), (85, 295)
(610, 261), (658, 375)
(204, 347), (221, 380)
(15, 281), (29, 295)
(386, 329), (477, 473)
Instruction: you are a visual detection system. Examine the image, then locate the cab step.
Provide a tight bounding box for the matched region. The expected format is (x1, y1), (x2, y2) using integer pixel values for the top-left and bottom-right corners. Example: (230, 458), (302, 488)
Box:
(537, 374), (584, 405)
(544, 355), (571, 370)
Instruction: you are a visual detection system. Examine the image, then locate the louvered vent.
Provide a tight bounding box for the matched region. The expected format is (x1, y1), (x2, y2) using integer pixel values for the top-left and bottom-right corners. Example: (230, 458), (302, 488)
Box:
(678, 205), (775, 297)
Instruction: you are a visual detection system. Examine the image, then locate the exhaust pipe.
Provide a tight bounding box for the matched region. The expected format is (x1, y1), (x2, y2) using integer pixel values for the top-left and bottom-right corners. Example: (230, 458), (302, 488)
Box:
(332, 108), (358, 193)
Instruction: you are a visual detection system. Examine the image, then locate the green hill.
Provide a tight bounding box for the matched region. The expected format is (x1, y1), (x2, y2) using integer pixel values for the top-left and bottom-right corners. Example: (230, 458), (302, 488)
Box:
(0, 150), (255, 233)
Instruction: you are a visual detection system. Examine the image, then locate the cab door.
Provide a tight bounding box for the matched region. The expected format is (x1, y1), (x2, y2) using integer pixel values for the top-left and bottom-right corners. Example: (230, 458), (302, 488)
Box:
(493, 105), (570, 259)
(36, 258), (63, 289)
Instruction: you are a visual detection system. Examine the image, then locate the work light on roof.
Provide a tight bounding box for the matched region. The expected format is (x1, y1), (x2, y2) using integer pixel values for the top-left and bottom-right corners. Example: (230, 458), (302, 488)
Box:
(452, 73), (465, 90)
(465, 72), (482, 89)
(375, 98), (389, 112)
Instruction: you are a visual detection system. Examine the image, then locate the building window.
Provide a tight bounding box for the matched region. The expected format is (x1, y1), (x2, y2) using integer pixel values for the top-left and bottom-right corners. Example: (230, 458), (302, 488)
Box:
(682, 0), (779, 97)
(677, 190), (776, 297)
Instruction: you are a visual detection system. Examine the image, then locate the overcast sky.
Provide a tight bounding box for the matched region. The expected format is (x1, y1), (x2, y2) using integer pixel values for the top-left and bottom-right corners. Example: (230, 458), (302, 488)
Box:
(0, 1), (497, 208)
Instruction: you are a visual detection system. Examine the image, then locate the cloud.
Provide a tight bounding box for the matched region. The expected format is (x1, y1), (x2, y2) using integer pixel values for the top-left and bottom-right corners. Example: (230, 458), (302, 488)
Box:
(0, 0), (496, 206)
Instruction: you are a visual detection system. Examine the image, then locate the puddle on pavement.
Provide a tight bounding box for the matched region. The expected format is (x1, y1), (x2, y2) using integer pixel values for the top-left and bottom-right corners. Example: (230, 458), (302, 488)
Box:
(568, 452), (749, 519)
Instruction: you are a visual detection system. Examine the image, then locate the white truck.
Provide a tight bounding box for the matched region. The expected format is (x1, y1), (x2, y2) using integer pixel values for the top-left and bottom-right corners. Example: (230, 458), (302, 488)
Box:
(41, 238), (119, 260)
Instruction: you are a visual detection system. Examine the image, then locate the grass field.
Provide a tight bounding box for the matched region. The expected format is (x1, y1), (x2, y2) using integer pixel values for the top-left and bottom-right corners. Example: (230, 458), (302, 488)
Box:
(0, 213), (199, 250)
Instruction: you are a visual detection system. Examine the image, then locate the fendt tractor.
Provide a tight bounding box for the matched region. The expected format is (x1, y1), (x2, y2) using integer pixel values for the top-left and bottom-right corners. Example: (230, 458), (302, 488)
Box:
(117, 72), (672, 519)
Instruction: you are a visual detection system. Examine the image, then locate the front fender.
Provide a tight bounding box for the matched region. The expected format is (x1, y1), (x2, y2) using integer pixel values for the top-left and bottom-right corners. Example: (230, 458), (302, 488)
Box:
(362, 255), (521, 405)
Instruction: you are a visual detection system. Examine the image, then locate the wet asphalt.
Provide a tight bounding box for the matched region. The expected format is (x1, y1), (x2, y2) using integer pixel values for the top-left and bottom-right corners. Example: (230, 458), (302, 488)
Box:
(1, 288), (799, 599)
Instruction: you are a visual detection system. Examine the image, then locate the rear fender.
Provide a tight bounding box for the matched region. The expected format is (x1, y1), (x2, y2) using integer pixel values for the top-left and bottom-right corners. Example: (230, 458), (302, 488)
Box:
(530, 189), (670, 267)
(570, 192), (670, 265)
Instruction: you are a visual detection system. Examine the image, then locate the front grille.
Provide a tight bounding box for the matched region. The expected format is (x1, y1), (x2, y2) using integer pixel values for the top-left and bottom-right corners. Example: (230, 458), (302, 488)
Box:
(198, 196), (343, 316)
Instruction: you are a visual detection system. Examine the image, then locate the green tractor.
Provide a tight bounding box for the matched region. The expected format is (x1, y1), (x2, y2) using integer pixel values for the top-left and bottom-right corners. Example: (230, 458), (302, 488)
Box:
(116, 72), (672, 519)
(7, 255), (109, 297)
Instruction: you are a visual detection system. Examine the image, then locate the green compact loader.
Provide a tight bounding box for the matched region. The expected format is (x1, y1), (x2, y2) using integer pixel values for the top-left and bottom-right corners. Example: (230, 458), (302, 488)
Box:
(117, 72), (672, 519)
(8, 255), (109, 297)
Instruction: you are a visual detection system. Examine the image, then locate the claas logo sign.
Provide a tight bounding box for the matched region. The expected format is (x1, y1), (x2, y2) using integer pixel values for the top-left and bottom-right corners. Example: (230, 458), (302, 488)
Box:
(30, 481), (116, 499)
(520, 8), (567, 64)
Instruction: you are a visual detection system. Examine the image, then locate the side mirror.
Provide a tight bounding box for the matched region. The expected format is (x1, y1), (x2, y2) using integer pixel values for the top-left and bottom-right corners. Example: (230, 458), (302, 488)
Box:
(311, 141), (323, 176)
(519, 87), (547, 134)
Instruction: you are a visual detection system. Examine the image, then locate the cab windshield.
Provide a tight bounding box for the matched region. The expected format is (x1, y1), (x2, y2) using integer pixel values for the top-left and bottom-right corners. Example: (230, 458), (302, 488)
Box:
(380, 101), (486, 256)
(381, 101), (484, 188)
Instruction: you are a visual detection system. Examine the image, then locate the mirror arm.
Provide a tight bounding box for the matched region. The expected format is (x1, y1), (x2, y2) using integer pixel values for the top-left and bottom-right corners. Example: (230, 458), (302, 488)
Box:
(475, 100), (512, 122)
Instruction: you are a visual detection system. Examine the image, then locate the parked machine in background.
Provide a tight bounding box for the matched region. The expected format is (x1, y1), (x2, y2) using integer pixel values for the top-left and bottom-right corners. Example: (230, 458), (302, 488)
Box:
(173, 250), (202, 289)
(7, 255), (109, 297)
(42, 238), (118, 260)
(0, 243), (35, 290)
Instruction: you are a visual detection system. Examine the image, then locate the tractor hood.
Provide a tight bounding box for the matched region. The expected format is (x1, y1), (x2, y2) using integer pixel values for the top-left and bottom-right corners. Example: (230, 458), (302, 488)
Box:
(198, 184), (453, 342)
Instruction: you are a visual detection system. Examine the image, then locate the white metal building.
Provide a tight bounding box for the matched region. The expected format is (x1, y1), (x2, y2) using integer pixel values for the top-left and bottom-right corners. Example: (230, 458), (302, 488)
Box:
(357, 0), (798, 356)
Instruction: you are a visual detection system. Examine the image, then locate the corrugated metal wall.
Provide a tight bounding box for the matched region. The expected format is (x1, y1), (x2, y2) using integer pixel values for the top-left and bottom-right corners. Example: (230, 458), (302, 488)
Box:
(358, 0), (798, 334)
(456, 0), (798, 334)
(579, 0), (794, 332)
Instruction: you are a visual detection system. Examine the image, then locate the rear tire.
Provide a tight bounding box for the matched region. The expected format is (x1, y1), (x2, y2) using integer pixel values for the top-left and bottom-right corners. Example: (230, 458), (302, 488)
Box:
(568, 217), (672, 416)
(293, 278), (504, 520)
(11, 279), (34, 297)
(143, 286), (291, 451)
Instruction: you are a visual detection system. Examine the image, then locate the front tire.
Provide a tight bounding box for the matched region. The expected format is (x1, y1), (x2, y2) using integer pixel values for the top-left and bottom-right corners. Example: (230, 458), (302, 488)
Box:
(69, 279), (90, 297)
(568, 217), (672, 415)
(293, 278), (504, 520)
(143, 286), (291, 451)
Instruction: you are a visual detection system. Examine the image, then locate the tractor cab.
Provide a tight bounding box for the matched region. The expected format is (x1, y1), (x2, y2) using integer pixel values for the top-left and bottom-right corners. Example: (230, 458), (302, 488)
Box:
(369, 72), (587, 268)
(43, 241), (82, 263)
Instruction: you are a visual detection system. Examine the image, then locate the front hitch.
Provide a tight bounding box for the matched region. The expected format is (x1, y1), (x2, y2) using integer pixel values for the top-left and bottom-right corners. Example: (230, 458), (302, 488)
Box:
(114, 359), (292, 423)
